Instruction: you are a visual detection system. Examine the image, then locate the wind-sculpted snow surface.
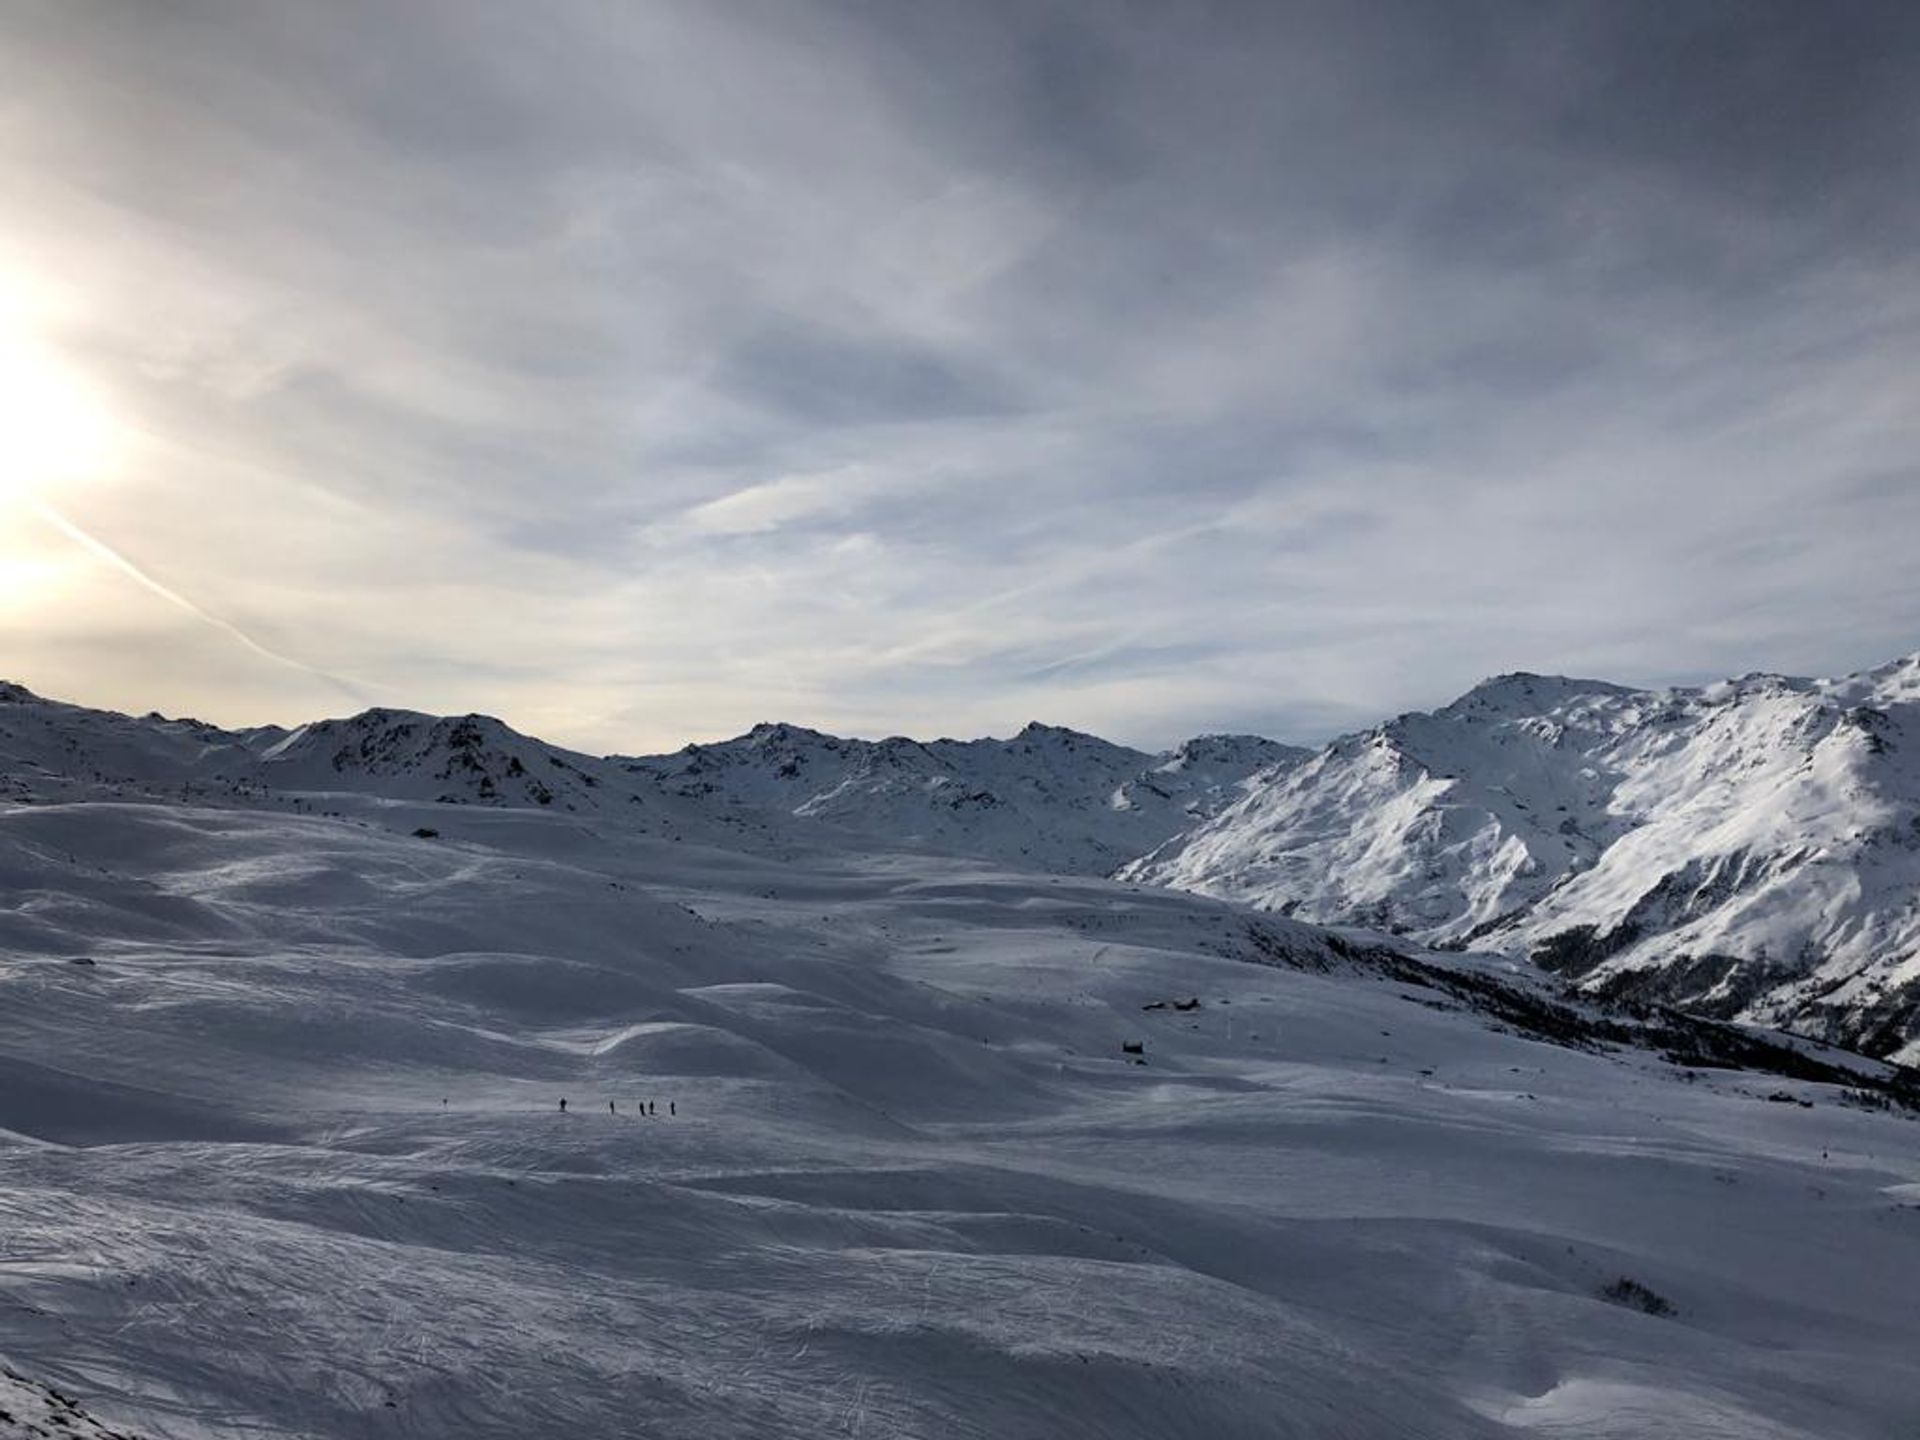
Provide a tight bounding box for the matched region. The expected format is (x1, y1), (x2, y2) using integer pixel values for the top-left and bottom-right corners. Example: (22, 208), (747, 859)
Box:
(1125, 655), (1920, 1063)
(1, 782), (1918, 1437)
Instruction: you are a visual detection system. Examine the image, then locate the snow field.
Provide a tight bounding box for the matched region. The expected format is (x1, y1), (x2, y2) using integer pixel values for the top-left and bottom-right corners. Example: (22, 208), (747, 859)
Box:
(1, 800), (1916, 1437)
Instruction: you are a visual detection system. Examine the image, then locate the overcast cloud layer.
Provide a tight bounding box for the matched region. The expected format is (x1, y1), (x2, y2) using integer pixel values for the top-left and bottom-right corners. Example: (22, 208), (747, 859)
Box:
(2, 0), (1917, 751)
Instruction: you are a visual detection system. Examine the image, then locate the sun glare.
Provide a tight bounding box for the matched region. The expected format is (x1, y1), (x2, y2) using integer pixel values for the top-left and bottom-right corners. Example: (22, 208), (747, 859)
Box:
(0, 332), (121, 500)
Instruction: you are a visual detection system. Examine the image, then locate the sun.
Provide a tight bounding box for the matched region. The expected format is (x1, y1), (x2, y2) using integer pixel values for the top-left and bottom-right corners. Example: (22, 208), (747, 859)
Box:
(0, 332), (121, 501)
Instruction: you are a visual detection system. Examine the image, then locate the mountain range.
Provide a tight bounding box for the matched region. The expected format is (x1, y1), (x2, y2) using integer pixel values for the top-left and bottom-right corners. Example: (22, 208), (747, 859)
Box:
(4, 652), (1917, 1062)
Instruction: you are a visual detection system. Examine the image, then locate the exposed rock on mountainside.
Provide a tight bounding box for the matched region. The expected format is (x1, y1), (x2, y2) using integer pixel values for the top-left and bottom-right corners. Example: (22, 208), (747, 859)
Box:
(0, 1368), (148, 1440)
(258, 709), (626, 810)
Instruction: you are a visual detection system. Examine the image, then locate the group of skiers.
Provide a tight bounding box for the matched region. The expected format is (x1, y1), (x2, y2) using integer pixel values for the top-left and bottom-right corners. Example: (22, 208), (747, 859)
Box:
(557, 1097), (674, 1117)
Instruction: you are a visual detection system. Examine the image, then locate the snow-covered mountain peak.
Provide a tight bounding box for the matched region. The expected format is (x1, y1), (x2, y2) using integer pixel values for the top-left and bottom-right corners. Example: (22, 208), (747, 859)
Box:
(1695, 670), (1819, 708)
(1155, 732), (1306, 776)
(259, 706), (518, 768)
(1823, 650), (1920, 707)
(258, 705), (425, 757)
(1439, 671), (1645, 721)
(1013, 720), (1094, 743)
(740, 720), (843, 749)
(258, 706), (625, 810)
(1128, 650), (1920, 1061)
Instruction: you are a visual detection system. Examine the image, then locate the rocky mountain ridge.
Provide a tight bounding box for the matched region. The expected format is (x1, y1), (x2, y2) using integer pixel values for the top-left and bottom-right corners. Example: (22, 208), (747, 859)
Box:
(617, 720), (1302, 873)
(0, 685), (1303, 875)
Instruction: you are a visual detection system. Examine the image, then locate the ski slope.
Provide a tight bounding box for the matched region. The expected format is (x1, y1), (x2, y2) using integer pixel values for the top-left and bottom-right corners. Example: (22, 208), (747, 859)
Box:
(2, 792), (1917, 1438)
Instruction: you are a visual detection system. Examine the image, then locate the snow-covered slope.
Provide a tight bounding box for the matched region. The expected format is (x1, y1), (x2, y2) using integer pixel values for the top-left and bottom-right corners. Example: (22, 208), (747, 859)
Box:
(1, 786), (1916, 1439)
(1126, 655), (1920, 1062)
(619, 722), (1303, 874)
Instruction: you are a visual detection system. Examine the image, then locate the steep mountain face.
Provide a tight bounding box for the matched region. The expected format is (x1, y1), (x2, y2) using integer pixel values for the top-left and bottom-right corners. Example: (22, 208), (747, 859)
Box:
(618, 722), (1304, 874)
(1125, 655), (1920, 1062)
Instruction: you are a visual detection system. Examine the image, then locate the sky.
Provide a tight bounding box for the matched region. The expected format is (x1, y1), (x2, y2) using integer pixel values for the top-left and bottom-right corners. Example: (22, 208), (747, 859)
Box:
(2, 0), (1918, 753)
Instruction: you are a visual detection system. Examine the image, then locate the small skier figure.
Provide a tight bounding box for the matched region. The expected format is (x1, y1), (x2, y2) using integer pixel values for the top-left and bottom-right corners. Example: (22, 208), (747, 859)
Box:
(559, 1097), (568, 1113)
(669, 1101), (675, 1117)
(609, 1100), (616, 1115)
(648, 1100), (656, 1116)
